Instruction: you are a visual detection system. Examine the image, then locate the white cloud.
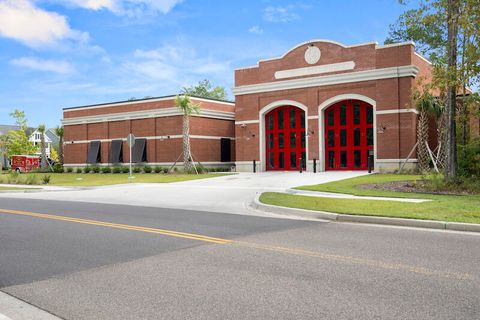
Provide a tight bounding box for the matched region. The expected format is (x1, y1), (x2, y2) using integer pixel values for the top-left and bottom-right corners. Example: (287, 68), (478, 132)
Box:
(124, 43), (230, 88)
(263, 6), (299, 23)
(11, 57), (75, 74)
(52, 0), (182, 15)
(248, 26), (264, 35)
(0, 0), (88, 48)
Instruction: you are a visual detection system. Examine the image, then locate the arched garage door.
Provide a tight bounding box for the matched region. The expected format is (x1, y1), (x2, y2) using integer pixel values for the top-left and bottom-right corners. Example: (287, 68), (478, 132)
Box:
(265, 106), (306, 171)
(324, 100), (374, 170)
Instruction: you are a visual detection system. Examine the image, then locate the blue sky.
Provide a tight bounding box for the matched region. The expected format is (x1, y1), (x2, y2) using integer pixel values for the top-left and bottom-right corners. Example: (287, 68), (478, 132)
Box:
(0, 0), (418, 128)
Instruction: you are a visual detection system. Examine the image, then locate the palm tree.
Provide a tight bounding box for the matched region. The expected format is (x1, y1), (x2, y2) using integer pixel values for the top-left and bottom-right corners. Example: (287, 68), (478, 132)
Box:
(175, 95), (200, 172)
(54, 126), (64, 165)
(37, 124), (48, 171)
(415, 91), (443, 172)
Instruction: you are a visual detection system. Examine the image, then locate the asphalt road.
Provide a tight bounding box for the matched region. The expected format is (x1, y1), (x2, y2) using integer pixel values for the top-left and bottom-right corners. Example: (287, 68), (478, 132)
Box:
(0, 198), (479, 320)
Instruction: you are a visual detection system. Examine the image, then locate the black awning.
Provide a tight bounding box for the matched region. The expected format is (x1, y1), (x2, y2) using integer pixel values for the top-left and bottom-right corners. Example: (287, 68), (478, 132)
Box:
(87, 141), (101, 164)
(132, 138), (147, 163)
(220, 138), (231, 162)
(110, 140), (123, 163)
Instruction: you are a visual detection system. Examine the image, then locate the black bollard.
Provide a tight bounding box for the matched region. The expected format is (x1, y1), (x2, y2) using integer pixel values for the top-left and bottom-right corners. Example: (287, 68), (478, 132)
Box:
(253, 160), (256, 173)
(313, 158), (317, 173)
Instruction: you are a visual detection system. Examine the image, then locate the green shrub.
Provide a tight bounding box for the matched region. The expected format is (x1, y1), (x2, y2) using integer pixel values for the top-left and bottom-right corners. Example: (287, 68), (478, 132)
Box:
(132, 166), (141, 174)
(66, 167), (73, 173)
(76, 168), (83, 174)
(53, 163), (64, 173)
(91, 166), (100, 173)
(143, 165), (152, 173)
(458, 138), (480, 177)
(154, 166), (162, 173)
(42, 175), (51, 185)
(112, 166), (122, 174)
(162, 167), (169, 174)
(101, 167), (111, 174)
(121, 166), (130, 173)
(83, 166), (91, 174)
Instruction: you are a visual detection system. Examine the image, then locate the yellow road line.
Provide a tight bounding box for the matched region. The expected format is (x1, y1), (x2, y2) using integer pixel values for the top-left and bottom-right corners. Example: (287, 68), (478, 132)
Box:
(0, 208), (475, 282)
(0, 209), (232, 244)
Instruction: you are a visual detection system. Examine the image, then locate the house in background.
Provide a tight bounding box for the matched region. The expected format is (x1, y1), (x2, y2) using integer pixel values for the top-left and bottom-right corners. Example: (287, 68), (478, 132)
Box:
(29, 128), (60, 158)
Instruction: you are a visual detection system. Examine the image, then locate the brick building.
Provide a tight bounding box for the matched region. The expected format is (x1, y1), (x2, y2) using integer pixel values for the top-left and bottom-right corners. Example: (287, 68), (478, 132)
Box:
(62, 96), (235, 168)
(233, 39), (432, 172)
(63, 39), (436, 172)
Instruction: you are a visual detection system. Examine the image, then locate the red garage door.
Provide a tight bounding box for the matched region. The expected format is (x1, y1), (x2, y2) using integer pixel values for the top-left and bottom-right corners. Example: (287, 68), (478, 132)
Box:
(324, 100), (374, 170)
(265, 106), (306, 171)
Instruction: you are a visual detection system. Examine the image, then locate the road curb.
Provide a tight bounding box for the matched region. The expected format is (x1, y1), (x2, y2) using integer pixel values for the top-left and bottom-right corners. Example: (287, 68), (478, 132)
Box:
(254, 194), (480, 233)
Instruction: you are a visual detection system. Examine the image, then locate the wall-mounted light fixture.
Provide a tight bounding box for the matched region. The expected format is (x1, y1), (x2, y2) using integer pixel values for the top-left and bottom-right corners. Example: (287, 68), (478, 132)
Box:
(377, 123), (387, 133)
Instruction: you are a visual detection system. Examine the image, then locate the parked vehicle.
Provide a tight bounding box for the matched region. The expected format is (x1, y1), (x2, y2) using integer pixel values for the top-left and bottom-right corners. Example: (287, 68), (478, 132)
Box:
(11, 155), (40, 173)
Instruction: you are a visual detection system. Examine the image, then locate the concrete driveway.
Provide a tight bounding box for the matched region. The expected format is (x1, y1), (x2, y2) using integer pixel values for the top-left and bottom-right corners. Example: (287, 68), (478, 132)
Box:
(0, 171), (368, 215)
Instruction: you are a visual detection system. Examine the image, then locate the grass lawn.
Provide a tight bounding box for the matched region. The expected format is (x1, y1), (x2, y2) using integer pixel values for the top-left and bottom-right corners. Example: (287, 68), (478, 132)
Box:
(0, 186), (39, 191)
(1, 172), (230, 187)
(260, 174), (480, 224)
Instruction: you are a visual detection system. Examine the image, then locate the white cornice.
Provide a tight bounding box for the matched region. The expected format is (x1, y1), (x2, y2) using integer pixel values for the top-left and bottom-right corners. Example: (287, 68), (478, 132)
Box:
(377, 108), (419, 115)
(62, 107), (235, 125)
(233, 65), (419, 96)
(376, 41), (415, 49)
(64, 96), (234, 113)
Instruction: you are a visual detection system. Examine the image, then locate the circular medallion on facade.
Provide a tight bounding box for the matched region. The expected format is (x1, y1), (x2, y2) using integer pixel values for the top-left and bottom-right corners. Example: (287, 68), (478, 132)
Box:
(304, 45), (321, 64)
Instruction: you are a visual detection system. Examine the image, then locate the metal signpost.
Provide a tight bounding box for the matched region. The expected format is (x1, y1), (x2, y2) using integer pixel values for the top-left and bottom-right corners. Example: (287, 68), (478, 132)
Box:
(127, 133), (135, 181)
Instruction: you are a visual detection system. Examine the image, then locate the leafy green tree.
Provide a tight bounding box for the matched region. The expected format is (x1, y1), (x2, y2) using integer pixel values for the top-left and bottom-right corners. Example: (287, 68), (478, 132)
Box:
(386, 0), (480, 181)
(9, 109), (28, 130)
(6, 130), (38, 158)
(182, 79), (228, 100)
(175, 95), (200, 171)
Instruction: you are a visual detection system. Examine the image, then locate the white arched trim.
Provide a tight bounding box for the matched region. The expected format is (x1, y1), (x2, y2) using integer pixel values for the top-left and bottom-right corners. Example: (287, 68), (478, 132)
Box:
(317, 94), (377, 172)
(259, 100), (309, 172)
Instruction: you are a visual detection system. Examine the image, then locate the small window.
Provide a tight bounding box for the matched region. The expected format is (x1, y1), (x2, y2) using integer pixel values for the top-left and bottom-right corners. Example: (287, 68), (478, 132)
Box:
(340, 151), (347, 168)
(268, 115), (274, 130)
(268, 133), (274, 149)
(354, 128), (360, 146)
(268, 152), (274, 169)
(328, 151), (335, 168)
(289, 109), (296, 128)
(367, 107), (373, 124)
(328, 130), (335, 147)
(300, 112), (305, 129)
(301, 132), (306, 148)
(279, 152), (284, 168)
(340, 130), (346, 147)
(278, 110), (284, 129)
(328, 111), (334, 126)
(290, 132), (296, 148)
(367, 128), (374, 146)
(290, 152), (296, 168)
(278, 133), (284, 148)
(354, 104), (361, 125)
(340, 105), (347, 125)
(354, 150), (361, 168)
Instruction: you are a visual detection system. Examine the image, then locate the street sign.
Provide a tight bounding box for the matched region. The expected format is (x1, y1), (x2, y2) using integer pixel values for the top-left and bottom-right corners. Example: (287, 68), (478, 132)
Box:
(127, 133), (136, 147)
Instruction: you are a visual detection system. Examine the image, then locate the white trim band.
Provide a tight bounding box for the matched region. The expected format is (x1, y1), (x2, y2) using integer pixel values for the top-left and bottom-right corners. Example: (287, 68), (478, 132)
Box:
(377, 109), (419, 115)
(377, 159), (419, 163)
(233, 65), (419, 96)
(63, 108), (235, 125)
(235, 120), (260, 125)
(65, 135), (234, 144)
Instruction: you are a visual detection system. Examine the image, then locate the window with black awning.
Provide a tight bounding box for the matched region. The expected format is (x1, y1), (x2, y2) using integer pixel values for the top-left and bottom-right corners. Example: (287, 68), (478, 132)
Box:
(220, 138), (231, 162)
(87, 141), (101, 163)
(110, 140), (123, 163)
(132, 138), (147, 163)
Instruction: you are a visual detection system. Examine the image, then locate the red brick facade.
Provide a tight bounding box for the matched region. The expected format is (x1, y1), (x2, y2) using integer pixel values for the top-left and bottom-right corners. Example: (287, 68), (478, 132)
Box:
(233, 40), (433, 172)
(63, 96), (235, 167)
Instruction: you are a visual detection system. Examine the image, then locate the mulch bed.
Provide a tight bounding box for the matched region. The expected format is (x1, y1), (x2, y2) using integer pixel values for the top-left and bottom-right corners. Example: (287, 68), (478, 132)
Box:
(358, 181), (473, 196)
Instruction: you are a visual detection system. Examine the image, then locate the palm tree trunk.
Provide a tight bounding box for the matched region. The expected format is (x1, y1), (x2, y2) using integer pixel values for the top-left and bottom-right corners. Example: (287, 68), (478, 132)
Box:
(40, 135), (48, 170)
(417, 110), (430, 171)
(59, 137), (64, 165)
(183, 114), (193, 171)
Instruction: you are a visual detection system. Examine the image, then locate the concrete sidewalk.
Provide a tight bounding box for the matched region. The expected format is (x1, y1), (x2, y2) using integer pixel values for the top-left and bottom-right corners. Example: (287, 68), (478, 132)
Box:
(0, 172), (368, 215)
